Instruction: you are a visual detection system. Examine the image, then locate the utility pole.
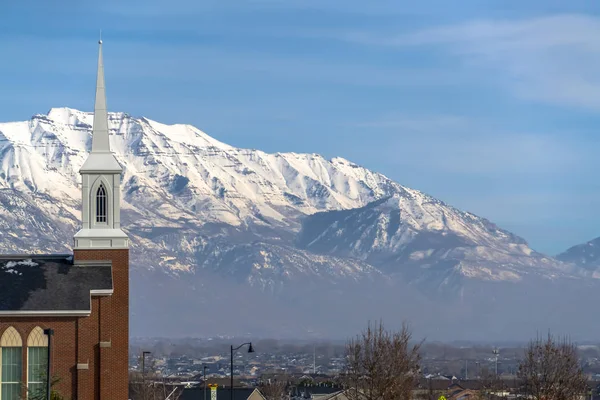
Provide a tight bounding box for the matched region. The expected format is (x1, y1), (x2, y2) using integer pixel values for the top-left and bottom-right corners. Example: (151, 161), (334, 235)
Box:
(465, 360), (468, 380)
(313, 346), (316, 375)
(493, 348), (499, 377)
(428, 377), (432, 400)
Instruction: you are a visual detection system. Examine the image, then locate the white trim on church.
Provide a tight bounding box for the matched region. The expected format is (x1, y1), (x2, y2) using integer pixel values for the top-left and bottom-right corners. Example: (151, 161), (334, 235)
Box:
(73, 40), (129, 250)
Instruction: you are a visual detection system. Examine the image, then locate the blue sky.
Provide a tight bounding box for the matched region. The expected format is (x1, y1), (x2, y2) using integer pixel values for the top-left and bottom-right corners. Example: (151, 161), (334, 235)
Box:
(1, 0), (600, 254)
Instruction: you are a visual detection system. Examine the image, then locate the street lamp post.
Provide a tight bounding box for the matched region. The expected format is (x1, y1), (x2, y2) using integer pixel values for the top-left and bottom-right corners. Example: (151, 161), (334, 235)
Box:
(230, 343), (255, 400)
(142, 351), (151, 400)
(43, 329), (54, 400)
(203, 365), (209, 400)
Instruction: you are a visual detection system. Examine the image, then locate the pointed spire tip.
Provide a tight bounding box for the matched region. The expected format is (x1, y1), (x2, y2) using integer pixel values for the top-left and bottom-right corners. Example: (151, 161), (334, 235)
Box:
(92, 34), (110, 153)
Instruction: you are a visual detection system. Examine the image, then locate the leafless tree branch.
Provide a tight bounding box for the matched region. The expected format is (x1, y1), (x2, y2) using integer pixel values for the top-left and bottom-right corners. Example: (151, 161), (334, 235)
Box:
(342, 320), (422, 400)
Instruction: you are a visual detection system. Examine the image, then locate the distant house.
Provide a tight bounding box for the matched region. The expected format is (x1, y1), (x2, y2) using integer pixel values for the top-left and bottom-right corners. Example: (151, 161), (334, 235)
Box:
(291, 385), (344, 400)
(300, 389), (367, 400)
(446, 383), (478, 400)
(181, 387), (266, 400)
(310, 386), (482, 400)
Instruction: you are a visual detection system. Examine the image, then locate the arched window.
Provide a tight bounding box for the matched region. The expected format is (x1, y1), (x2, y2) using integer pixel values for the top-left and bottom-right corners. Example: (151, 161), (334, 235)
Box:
(96, 184), (107, 223)
(0, 327), (23, 400)
(27, 327), (48, 398)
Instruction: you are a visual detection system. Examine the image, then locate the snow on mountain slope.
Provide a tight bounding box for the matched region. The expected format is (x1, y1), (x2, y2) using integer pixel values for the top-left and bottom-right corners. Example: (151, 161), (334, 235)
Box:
(557, 237), (600, 274)
(1, 107), (598, 339)
(298, 195), (577, 287)
(0, 107), (408, 277)
(196, 241), (385, 290)
(0, 108), (404, 230)
(0, 107), (579, 283)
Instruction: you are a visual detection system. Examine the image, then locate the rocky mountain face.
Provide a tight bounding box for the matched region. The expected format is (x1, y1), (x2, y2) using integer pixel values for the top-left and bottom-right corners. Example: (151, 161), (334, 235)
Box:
(0, 108), (597, 340)
(556, 237), (600, 274)
(298, 195), (576, 290)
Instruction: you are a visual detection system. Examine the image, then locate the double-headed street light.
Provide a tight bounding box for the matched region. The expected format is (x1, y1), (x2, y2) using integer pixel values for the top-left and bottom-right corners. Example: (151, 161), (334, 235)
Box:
(230, 343), (255, 400)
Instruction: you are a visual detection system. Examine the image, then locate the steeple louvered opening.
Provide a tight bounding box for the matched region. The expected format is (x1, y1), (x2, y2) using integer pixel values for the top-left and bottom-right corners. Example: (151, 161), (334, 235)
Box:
(96, 184), (107, 223)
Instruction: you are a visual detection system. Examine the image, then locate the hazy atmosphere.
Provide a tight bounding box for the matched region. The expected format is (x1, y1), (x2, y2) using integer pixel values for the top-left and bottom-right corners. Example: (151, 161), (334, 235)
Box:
(5, 2), (600, 400)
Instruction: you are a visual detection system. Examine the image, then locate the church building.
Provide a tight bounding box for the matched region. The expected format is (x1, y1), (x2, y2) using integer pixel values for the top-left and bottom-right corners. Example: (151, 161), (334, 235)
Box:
(0, 40), (129, 399)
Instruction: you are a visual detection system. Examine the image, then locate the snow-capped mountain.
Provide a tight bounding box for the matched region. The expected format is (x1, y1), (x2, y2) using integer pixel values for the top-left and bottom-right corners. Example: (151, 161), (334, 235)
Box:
(298, 195), (574, 288)
(0, 108), (597, 340)
(1, 107), (396, 227)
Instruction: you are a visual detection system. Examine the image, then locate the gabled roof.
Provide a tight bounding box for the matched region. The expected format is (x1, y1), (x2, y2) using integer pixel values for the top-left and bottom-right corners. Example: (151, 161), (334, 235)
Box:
(448, 388), (478, 400)
(312, 389), (366, 400)
(0, 255), (112, 315)
(297, 386), (342, 395)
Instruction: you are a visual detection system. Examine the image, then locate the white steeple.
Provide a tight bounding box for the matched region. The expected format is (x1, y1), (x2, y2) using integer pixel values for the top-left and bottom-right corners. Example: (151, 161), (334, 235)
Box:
(80, 39), (122, 173)
(74, 39), (129, 250)
(91, 38), (110, 153)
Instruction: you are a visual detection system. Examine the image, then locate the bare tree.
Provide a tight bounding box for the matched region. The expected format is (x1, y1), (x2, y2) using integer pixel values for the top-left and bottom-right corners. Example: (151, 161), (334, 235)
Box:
(342, 320), (422, 400)
(259, 374), (289, 400)
(129, 370), (155, 400)
(474, 369), (505, 400)
(517, 333), (587, 400)
(129, 371), (183, 400)
(412, 379), (443, 400)
(129, 354), (182, 400)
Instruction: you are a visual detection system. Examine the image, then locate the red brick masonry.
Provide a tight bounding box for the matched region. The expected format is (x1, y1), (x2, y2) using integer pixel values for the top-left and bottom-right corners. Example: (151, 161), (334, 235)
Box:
(0, 249), (129, 400)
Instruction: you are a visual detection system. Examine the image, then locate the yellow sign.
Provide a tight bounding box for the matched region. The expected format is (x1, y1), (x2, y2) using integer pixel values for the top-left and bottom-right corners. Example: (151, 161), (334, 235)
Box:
(438, 396), (446, 400)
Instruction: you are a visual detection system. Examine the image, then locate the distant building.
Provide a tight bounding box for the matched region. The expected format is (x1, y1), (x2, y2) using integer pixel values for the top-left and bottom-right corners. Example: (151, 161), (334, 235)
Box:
(291, 384), (344, 400)
(181, 387), (266, 400)
(0, 39), (130, 399)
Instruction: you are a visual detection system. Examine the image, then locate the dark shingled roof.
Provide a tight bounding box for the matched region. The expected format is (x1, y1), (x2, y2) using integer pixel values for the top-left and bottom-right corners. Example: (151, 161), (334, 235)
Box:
(0, 255), (112, 313)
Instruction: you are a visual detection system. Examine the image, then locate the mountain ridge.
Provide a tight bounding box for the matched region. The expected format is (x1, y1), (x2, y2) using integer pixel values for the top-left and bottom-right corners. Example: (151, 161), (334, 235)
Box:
(557, 237), (600, 274)
(0, 107), (597, 340)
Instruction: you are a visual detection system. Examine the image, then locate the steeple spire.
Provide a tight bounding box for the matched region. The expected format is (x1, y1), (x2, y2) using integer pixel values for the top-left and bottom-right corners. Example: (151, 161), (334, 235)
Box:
(80, 39), (122, 173)
(91, 39), (110, 153)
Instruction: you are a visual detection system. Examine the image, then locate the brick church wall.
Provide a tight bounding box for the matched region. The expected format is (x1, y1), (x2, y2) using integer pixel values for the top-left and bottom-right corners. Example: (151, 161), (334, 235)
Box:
(0, 249), (129, 399)
(0, 318), (78, 398)
(75, 248), (129, 400)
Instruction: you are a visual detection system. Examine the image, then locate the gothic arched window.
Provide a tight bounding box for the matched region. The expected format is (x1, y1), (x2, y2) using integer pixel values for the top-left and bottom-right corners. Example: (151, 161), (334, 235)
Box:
(0, 326), (23, 400)
(27, 327), (48, 396)
(96, 184), (107, 223)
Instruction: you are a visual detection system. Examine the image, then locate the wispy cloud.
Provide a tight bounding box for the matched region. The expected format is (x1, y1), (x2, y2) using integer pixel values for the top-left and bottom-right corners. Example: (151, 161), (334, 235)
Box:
(338, 14), (600, 111)
(352, 113), (592, 176)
